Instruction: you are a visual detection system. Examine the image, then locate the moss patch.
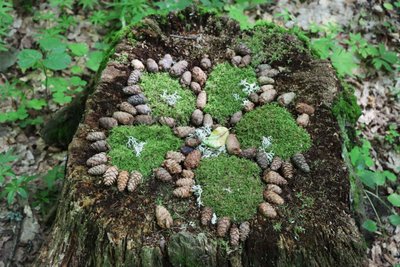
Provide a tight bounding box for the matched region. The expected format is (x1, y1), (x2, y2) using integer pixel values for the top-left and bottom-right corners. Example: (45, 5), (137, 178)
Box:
(107, 125), (182, 177)
(204, 63), (257, 124)
(195, 155), (263, 222)
(235, 104), (312, 159)
(140, 72), (196, 125)
(332, 81), (361, 125)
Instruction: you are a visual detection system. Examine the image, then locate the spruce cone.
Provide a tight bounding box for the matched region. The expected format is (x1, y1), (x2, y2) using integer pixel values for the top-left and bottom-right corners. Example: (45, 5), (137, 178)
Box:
(173, 186), (192, 198)
(196, 91), (207, 109)
(131, 59), (145, 71)
(190, 82), (202, 94)
(226, 134), (241, 155)
(176, 178), (194, 187)
(159, 117), (176, 127)
(127, 70), (142, 85)
(127, 94), (147, 106)
(135, 104), (151, 115)
(191, 66), (207, 86)
(163, 159), (182, 174)
(203, 114), (213, 127)
(170, 60), (188, 77)
(154, 167), (172, 182)
(119, 102), (137, 115)
(134, 115), (154, 125)
(146, 58), (159, 73)
(184, 150), (201, 169)
(191, 109), (204, 126)
(86, 131), (106, 141)
(182, 169), (195, 179)
(240, 147), (257, 159)
(270, 157), (283, 171)
(281, 161), (294, 179)
(99, 117), (118, 129)
(263, 171), (288, 185)
(230, 111), (243, 125)
(243, 101), (255, 112)
(174, 126), (195, 138)
(263, 190), (285, 205)
(117, 170), (129, 192)
(103, 166), (118, 186)
(295, 102), (315, 115)
(291, 153), (310, 173)
(200, 57), (212, 70)
(256, 150), (270, 169)
(86, 152), (108, 167)
(239, 221), (250, 242)
(88, 164), (107, 175)
(200, 207), (213, 226)
(166, 151), (185, 163)
(185, 137), (201, 147)
(155, 205), (173, 229)
(127, 171), (142, 192)
(230, 224), (240, 247)
(159, 54), (173, 70)
(217, 217), (231, 237)
(180, 71), (192, 86)
(266, 184), (283, 194)
(113, 111), (134, 125)
(122, 85), (141, 95)
(258, 202), (277, 218)
(90, 140), (109, 152)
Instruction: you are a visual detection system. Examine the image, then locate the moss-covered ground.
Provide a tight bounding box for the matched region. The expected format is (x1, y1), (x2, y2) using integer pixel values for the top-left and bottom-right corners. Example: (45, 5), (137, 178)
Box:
(107, 125), (182, 177)
(203, 63), (257, 124)
(235, 104), (312, 159)
(195, 155), (263, 222)
(140, 73), (196, 125)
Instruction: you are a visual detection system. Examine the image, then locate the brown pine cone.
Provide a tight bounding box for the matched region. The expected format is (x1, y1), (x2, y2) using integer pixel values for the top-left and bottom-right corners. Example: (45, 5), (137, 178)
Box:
(127, 171), (142, 192)
(226, 134), (241, 155)
(155, 205), (173, 229)
(256, 150), (270, 169)
(217, 217), (231, 237)
(173, 186), (192, 198)
(103, 166), (118, 186)
(86, 152), (108, 167)
(86, 131), (106, 141)
(176, 178), (194, 187)
(230, 224), (240, 247)
(98, 117), (118, 129)
(174, 126), (195, 138)
(119, 102), (137, 115)
(263, 190), (285, 205)
(166, 151), (185, 163)
(291, 153), (310, 173)
(113, 111), (134, 125)
(88, 164), (108, 175)
(281, 161), (294, 179)
(127, 70), (142, 85)
(154, 167), (173, 182)
(184, 150), (201, 169)
(163, 159), (182, 174)
(263, 171), (288, 185)
(266, 184), (283, 194)
(159, 117), (176, 128)
(240, 147), (257, 159)
(270, 156), (283, 171)
(295, 102), (315, 115)
(90, 140), (109, 152)
(182, 169), (195, 179)
(117, 170), (129, 192)
(196, 91), (207, 109)
(258, 202), (277, 218)
(200, 207), (213, 226)
(185, 137), (201, 147)
(239, 221), (250, 242)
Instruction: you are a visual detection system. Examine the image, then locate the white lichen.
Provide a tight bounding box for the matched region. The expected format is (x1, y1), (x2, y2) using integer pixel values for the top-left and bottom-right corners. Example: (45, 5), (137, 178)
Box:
(197, 144), (226, 158)
(126, 136), (146, 157)
(232, 93), (241, 101)
(259, 136), (274, 164)
(242, 99), (252, 107)
(189, 126), (212, 142)
(192, 184), (203, 207)
(239, 79), (260, 95)
(211, 213), (217, 225)
(160, 90), (181, 106)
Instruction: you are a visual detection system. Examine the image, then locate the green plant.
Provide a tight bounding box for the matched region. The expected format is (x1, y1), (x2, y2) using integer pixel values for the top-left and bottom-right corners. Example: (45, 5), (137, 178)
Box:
(272, 222), (282, 232)
(235, 104), (312, 159)
(0, 0), (13, 51)
(1, 175), (35, 205)
(332, 82), (362, 125)
(385, 123), (399, 145)
(195, 155), (263, 222)
(0, 150), (16, 186)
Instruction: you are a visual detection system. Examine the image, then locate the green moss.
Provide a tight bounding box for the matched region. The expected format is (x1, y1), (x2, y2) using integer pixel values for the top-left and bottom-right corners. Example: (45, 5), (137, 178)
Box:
(203, 63), (257, 124)
(235, 104), (312, 159)
(332, 82), (361, 125)
(107, 125), (182, 177)
(140, 73), (196, 125)
(195, 155), (263, 222)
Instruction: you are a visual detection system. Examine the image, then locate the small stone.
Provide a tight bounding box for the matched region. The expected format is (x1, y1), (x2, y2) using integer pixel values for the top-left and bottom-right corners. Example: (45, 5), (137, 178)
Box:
(99, 117), (118, 129)
(119, 102), (137, 115)
(159, 117), (176, 127)
(243, 101), (255, 112)
(146, 58), (159, 72)
(203, 114), (213, 127)
(240, 55), (251, 67)
(180, 71), (192, 86)
(127, 70), (142, 85)
(191, 109), (204, 126)
(122, 85), (141, 95)
(184, 150), (201, 169)
(226, 134), (241, 155)
(235, 43), (251, 56)
(180, 146), (195, 155)
(259, 89), (277, 104)
(134, 115), (154, 125)
(295, 103), (315, 115)
(231, 55), (242, 66)
(131, 59), (145, 71)
(113, 111), (134, 125)
(190, 82), (202, 94)
(200, 57), (212, 70)
(258, 76), (275, 85)
(240, 147), (257, 159)
(86, 131), (106, 141)
(135, 104), (151, 115)
(174, 126), (196, 138)
(196, 91), (207, 109)
(191, 66), (207, 86)
(225, 48), (236, 59)
(257, 68), (279, 78)
(185, 137), (201, 147)
(170, 60), (188, 77)
(296, 114), (310, 127)
(249, 92), (259, 103)
(260, 84), (274, 93)
(230, 111), (243, 125)
(127, 93), (147, 106)
(277, 92), (296, 106)
(159, 54), (173, 70)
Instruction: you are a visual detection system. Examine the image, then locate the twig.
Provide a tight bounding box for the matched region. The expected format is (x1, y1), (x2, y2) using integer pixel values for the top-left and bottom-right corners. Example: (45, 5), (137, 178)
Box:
(364, 190), (382, 226)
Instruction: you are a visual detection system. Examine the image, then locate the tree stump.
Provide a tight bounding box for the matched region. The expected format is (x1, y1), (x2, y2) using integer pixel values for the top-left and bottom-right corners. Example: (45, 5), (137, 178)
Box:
(36, 11), (365, 266)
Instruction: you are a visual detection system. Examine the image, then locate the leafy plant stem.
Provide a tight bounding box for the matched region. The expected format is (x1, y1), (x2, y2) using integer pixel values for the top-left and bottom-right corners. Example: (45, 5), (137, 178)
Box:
(365, 189), (395, 213)
(364, 190), (382, 226)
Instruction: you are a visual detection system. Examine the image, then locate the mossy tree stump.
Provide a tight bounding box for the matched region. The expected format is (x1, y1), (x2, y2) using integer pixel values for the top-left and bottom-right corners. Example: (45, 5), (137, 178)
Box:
(36, 11), (365, 267)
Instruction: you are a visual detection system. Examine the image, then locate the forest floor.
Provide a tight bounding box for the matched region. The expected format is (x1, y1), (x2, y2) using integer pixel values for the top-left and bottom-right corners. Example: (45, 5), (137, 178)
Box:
(0, 0), (399, 266)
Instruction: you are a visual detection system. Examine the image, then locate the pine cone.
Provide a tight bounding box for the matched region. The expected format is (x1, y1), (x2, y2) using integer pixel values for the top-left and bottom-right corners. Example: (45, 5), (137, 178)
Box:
(86, 131), (106, 141)
(134, 115), (154, 125)
(174, 126), (195, 138)
(200, 57), (212, 70)
(154, 167), (172, 182)
(230, 224), (240, 247)
(263, 171), (288, 185)
(159, 54), (173, 70)
(243, 101), (255, 112)
(256, 150), (270, 169)
(122, 85), (141, 95)
(117, 170), (129, 192)
(86, 152), (108, 167)
(295, 102), (315, 115)
(88, 164), (107, 175)
(173, 186), (192, 198)
(176, 178), (194, 187)
(170, 60), (188, 77)
(281, 161), (294, 179)
(185, 137), (201, 147)
(184, 150), (201, 169)
(99, 117), (118, 129)
(270, 157), (283, 171)
(226, 134), (241, 155)
(135, 104), (151, 115)
(166, 151), (185, 163)
(163, 159), (182, 174)
(203, 114), (213, 128)
(103, 166), (118, 186)
(240, 147), (257, 159)
(180, 71), (192, 86)
(127, 70), (142, 85)
(191, 109), (204, 126)
(182, 169), (195, 179)
(192, 66), (207, 86)
(230, 111), (243, 125)
(263, 190), (285, 205)
(155, 205), (173, 229)
(239, 221), (250, 242)
(119, 102), (137, 115)
(146, 58), (159, 73)
(127, 171), (142, 192)
(127, 94), (147, 106)
(217, 217), (231, 237)
(291, 153), (310, 173)
(196, 91), (207, 109)
(258, 202), (277, 218)
(266, 184), (282, 194)
(131, 59), (145, 71)
(200, 207), (213, 226)
(90, 140), (109, 152)
(190, 82), (202, 95)
(159, 117), (176, 128)
(113, 111), (134, 125)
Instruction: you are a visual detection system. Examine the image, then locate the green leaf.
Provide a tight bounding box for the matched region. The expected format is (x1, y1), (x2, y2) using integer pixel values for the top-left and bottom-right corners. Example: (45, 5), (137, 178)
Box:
(362, 219), (377, 232)
(389, 214), (400, 226)
(7, 191), (15, 205)
(330, 47), (358, 77)
(43, 51), (71, 70)
(358, 169), (377, 188)
(388, 193), (400, 207)
(87, 51), (104, 71)
(68, 43), (89, 56)
(70, 65), (83, 74)
(26, 99), (47, 110)
(17, 187), (28, 199)
(38, 37), (66, 53)
(53, 91), (72, 104)
(70, 76), (87, 86)
(383, 171), (396, 182)
(203, 127), (229, 148)
(383, 2), (394, 10)
(17, 49), (43, 71)
(225, 5), (253, 29)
